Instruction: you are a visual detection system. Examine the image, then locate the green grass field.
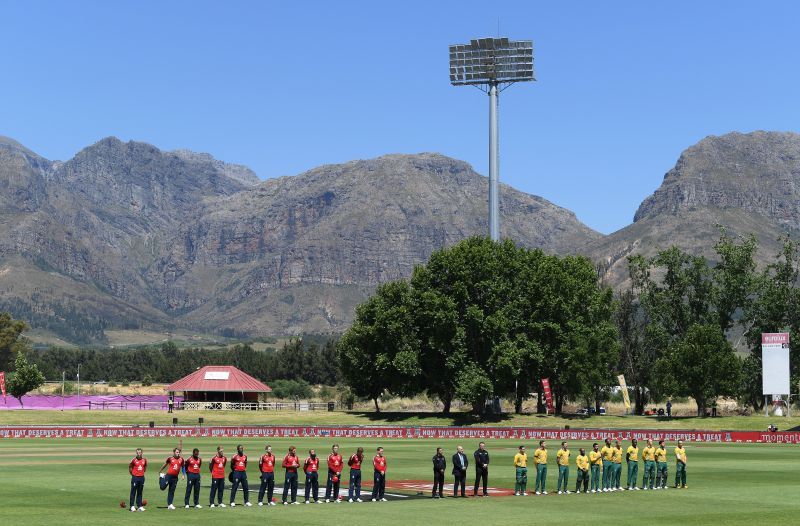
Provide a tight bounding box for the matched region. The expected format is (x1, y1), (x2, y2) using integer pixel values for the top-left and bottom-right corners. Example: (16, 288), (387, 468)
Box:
(1, 409), (798, 430)
(0, 435), (796, 526)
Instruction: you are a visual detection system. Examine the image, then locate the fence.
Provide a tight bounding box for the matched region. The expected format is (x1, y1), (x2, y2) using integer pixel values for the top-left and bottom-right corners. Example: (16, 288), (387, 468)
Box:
(180, 401), (333, 411)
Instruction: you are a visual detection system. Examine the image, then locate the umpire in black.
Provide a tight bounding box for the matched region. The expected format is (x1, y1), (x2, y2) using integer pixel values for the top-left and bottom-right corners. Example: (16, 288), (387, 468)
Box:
(432, 447), (446, 498)
(452, 446), (468, 497)
(473, 442), (490, 496)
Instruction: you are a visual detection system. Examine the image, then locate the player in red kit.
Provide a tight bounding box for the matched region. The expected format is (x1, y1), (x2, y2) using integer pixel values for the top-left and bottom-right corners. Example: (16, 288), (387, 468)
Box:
(183, 448), (202, 508)
(282, 446), (300, 505)
(128, 448), (147, 512)
(209, 446), (227, 508)
(303, 449), (321, 504)
(159, 448), (185, 510)
(258, 444), (277, 506)
(230, 444), (252, 507)
(371, 447), (387, 502)
(347, 447), (364, 502)
(324, 444), (343, 503)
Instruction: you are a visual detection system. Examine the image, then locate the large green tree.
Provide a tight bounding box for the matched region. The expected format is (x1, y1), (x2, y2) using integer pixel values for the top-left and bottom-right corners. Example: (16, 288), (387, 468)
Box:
(0, 312), (28, 370)
(7, 350), (46, 408)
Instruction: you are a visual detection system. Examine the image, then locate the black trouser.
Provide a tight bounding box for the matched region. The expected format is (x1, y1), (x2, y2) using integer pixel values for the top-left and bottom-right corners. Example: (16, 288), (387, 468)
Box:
(348, 469), (361, 500)
(305, 471), (319, 501)
(371, 470), (385, 499)
(474, 467), (488, 495)
(230, 471), (249, 503)
(453, 471), (466, 496)
(283, 471), (298, 503)
(165, 474), (179, 505)
(184, 473), (200, 506)
(130, 476), (144, 508)
(258, 472), (275, 504)
(210, 478), (225, 505)
(325, 470), (341, 500)
(432, 471), (444, 497)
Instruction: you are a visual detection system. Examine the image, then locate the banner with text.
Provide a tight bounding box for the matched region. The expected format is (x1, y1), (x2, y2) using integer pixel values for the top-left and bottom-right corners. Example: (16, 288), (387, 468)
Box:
(541, 378), (555, 414)
(618, 375), (631, 410)
(762, 333), (790, 395)
(0, 425), (798, 444)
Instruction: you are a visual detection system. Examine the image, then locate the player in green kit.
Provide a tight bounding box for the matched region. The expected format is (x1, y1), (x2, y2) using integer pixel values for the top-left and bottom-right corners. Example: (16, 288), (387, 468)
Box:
(654, 440), (668, 489)
(588, 443), (602, 493)
(556, 442), (570, 495)
(674, 440), (688, 489)
(626, 439), (640, 490)
(599, 439), (614, 492)
(641, 439), (656, 490)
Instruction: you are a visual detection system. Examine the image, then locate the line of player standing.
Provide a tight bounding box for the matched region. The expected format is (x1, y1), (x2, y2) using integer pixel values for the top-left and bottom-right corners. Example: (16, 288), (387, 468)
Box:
(127, 444), (388, 512)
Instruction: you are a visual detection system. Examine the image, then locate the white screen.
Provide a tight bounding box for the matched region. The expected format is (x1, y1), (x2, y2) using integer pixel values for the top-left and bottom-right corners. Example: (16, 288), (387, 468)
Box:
(762, 345), (790, 395)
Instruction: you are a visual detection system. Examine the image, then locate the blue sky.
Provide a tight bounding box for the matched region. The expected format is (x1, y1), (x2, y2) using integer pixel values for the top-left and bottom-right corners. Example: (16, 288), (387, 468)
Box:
(2, 1), (799, 234)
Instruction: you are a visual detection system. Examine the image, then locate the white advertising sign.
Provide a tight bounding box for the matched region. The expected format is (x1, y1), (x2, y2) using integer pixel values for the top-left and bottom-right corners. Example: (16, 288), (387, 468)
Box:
(761, 333), (790, 395)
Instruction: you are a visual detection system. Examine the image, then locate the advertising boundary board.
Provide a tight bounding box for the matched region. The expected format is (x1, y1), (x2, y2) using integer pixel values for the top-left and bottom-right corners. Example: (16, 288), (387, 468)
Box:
(0, 425), (799, 444)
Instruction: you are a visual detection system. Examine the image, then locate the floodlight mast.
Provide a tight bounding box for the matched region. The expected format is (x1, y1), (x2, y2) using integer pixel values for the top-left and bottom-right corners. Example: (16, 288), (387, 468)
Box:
(449, 38), (535, 241)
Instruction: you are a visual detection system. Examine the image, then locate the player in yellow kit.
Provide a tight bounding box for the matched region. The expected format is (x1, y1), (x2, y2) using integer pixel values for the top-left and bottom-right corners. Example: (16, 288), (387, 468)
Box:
(513, 445), (528, 496)
(588, 443), (602, 493)
(600, 438), (614, 492)
(641, 439), (656, 490)
(654, 440), (668, 489)
(626, 438), (640, 490)
(556, 442), (571, 495)
(575, 448), (589, 494)
(612, 440), (623, 490)
(674, 440), (687, 489)
(533, 440), (548, 495)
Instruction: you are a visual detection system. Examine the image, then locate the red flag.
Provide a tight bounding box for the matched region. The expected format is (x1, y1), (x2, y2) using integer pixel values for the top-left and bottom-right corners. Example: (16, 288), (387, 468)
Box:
(0, 371), (6, 401)
(541, 378), (555, 414)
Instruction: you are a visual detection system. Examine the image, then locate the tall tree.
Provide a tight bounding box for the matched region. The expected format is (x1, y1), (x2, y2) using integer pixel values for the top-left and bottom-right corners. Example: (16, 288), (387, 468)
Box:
(7, 350), (46, 409)
(0, 312), (28, 370)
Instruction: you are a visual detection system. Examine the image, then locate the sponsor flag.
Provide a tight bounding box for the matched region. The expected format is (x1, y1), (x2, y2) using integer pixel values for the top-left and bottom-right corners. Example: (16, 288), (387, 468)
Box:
(618, 375), (631, 410)
(541, 378), (555, 414)
(0, 371), (6, 401)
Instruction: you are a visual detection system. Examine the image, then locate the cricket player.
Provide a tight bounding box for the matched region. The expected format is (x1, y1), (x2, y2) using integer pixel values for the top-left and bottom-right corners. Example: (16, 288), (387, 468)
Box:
(473, 442), (490, 497)
(432, 447), (446, 498)
(325, 444), (343, 503)
(347, 447), (364, 502)
(230, 445), (252, 507)
(128, 448), (147, 512)
(556, 441), (570, 494)
(184, 448), (202, 508)
(600, 438), (614, 492)
(304, 449), (321, 504)
(612, 440), (623, 490)
(513, 445), (528, 496)
(641, 439), (656, 490)
(282, 446), (301, 505)
(575, 447), (589, 494)
(533, 440), (548, 495)
(589, 443), (602, 493)
(655, 440), (668, 489)
(371, 447), (387, 502)
(626, 439), (639, 490)
(158, 448), (185, 510)
(674, 440), (687, 489)
(209, 446), (227, 507)
(258, 444), (276, 506)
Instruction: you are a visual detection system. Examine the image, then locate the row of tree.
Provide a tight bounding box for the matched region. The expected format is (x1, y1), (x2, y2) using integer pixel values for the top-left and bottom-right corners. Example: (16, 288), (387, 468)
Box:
(338, 234), (799, 416)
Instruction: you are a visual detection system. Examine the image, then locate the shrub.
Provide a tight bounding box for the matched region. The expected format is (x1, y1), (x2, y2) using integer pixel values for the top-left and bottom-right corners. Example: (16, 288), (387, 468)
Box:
(270, 379), (312, 399)
(141, 375), (153, 387)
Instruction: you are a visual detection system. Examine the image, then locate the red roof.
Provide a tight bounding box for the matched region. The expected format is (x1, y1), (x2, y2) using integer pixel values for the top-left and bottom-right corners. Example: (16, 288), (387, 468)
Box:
(166, 366), (272, 393)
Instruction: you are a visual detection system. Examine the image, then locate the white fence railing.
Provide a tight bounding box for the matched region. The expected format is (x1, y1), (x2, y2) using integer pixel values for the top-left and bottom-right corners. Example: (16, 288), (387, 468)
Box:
(180, 401), (333, 411)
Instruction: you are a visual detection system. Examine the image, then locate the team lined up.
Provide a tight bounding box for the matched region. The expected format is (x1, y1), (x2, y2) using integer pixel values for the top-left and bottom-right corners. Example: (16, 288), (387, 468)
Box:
(510, 438), (688, 495)
(127, 444), (387, 512)
(126, 438), (688, 511)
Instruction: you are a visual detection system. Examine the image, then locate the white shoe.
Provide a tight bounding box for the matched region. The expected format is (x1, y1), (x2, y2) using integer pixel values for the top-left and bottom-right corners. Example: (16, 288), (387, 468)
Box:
(356, 498), (363, 502)
(168, 504), (176, 510)
(316, 500), (323, 504)
(523, 492), (529, 496)
(558, 491), (562, 495)
(258, 502), (263, 507)
(283, 502), (288, 506)
(542, 491), (547, 495)
(138, 507), (146, 511)
(514, 492), (520, 496)
(219, 503), (226, 507)
(348, 498), (354, 502)
(371, 498), (377, 502)
(130, 506), (137, 512)
(230, 502), (235, 507)
(245, 502), (252, 507)
(566, 491), (572, 494)
(305, 500), (310, 504)
(269, 501), (276, 506)
(195, 505), (202, 508)
(210, 504), (216, 508)
(291, 501), (300, 505)
(535, 491), (540, 495)
(634, 487), (640, 491)
(334, 499), (340, 504)
(185, 505), (190, 508)
(380, 498), (387, 502)
(576, 490), (580, 494)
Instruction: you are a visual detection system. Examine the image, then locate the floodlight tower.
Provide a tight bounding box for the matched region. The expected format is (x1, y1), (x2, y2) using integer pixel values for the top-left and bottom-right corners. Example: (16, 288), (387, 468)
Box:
(449, 38), (535, 241)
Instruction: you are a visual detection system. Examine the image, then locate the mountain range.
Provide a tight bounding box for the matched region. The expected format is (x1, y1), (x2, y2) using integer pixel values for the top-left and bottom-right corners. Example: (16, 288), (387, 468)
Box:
(0, 131), (797, 345)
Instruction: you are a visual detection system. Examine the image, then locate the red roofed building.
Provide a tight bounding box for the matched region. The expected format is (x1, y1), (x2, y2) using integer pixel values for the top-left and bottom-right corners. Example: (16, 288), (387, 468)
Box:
(166, 366), (272, 403)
